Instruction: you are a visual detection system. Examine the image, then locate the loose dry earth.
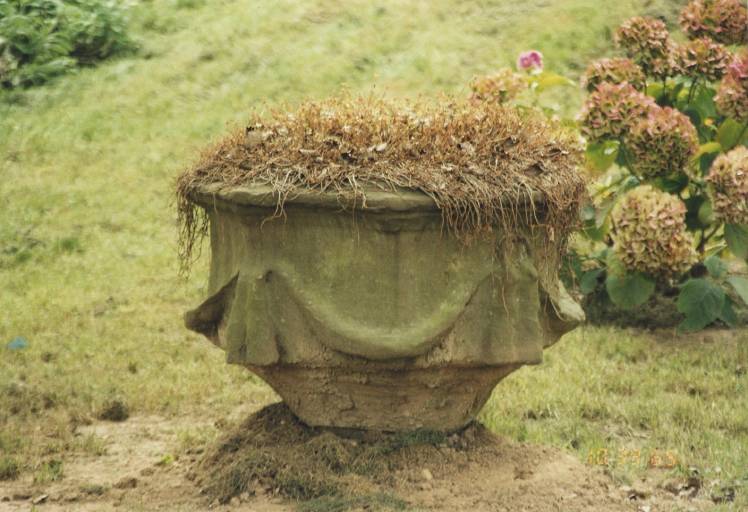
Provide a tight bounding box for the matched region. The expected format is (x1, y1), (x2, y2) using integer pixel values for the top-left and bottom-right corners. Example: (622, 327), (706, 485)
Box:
(0, 403), (718, 512)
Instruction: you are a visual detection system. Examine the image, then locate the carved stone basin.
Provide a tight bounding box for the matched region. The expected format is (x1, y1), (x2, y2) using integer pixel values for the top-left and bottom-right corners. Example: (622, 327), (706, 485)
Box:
(185, 183), (584, 431)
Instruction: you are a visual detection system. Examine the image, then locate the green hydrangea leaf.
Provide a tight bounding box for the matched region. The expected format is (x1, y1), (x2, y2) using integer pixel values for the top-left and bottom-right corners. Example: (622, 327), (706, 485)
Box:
(693, 142), (721, 160)
(724, 224), (748, 260)
(697, 199), (714, 226)
(691, 86), (717, 121)
(580, 268), (604, 295)
(595, 199), (617, 229)
(605, 270), (655, 310)
(585, 140), (620, 173)
(717, 119), (745, 151)
(684, 196), (707, 230)
(656, 173), (688, 194)
(580, 204), (595, 222)
(582, 222), (607, 242)
(565, 252), (584, 281)
(676, 86), (691, 108)
(678, 313), (712, 332)
(704, 254), (727, 279)
(726, 276), (748, 306)
(646, 82), (665, 100)
(699, 151), (719, 176)
(581, 204), (608, 241)
(683, 107), (701, 135)
(685, 196), (715, 229)
(533, 71), (575, 92)
(676, 278), (725, 332)
(718, 298), (738, 327)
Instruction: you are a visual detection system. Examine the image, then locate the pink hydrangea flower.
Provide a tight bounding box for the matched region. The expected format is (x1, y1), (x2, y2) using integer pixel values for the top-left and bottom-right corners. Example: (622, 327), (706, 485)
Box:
(517, 50), (543, 71)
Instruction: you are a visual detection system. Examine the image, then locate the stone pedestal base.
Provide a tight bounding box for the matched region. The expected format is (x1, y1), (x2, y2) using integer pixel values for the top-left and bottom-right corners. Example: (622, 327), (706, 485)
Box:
(185, 184), (584, 433)
(250, 365), (519, 432)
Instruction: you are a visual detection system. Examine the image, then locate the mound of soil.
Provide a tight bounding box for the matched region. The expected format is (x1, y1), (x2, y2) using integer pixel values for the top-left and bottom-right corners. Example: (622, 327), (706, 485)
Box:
(196, 403), (630, 512)
(1, 403), (718, 511)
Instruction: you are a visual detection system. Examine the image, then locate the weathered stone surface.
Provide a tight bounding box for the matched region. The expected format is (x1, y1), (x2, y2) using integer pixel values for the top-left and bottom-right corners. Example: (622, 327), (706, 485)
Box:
(185, 185), (583, 430)
(251, 365), (519, 431)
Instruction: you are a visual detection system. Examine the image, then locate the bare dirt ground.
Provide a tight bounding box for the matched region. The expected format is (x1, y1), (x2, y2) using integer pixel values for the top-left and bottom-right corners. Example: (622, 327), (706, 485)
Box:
(0, 403), (717, 512)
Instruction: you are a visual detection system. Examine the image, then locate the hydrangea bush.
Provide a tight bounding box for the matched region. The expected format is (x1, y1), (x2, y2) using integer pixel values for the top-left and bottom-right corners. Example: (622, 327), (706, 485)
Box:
(569, 0), (748, 331)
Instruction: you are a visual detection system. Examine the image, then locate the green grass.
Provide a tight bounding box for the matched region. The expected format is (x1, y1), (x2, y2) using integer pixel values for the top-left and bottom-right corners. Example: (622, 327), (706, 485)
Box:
(481, 328), (748, 509)
(3, 0), (745, 509)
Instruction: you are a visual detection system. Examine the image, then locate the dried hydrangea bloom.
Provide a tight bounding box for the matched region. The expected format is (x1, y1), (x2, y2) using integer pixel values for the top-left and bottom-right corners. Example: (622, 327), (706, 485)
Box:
(627, 107), (699, 179)
(579, 82), (656, 141)
(616, 16), (679, 79)
(612, 185), (696, 278)
(516, 50), (543, 71)
(582, 57), (647, 92)
(716, 52), (748, 122)
(470, 69), (528, 103)
(679, 0), (748, 45)
(706, 146), (748, 225)
(676, 37), (731, 82)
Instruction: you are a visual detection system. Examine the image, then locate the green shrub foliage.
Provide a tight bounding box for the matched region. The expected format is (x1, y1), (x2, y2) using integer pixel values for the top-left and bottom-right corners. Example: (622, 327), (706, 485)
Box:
(570, 0), (748, 331)
(471, 3), (746, 331)
(0, 0), (134, 88)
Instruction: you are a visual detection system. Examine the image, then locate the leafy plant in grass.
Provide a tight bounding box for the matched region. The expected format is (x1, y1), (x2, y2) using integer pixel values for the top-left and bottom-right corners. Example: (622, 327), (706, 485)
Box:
(0, 0), (134, 89)
(0, 456), (20, 481)
(568, 0), (748, 331)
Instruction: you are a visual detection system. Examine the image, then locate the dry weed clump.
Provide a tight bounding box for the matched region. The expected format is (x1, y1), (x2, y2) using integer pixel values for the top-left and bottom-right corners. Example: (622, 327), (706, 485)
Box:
(176, 95), (585, 271)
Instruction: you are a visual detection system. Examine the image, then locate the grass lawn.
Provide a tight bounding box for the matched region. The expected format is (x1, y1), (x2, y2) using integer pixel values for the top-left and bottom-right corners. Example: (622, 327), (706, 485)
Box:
(1, 0), (746, 509)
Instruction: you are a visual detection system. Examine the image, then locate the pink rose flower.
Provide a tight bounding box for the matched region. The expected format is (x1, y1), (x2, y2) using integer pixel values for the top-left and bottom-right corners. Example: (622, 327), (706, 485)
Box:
(517, 50), (543, 71)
